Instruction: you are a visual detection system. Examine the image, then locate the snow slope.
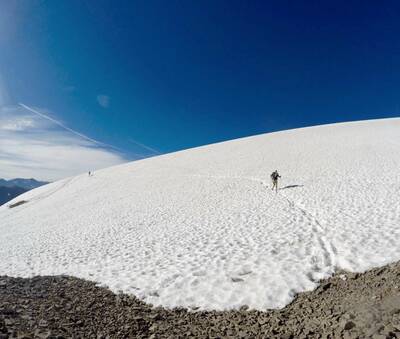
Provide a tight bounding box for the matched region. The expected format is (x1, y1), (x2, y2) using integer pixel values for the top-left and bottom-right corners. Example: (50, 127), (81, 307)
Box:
(1, 118), (400, 311)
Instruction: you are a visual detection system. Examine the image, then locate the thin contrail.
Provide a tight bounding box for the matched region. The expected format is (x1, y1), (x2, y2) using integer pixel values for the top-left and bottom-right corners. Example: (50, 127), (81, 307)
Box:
(128, 138), (161, 155)
(19, 103), (121, 152)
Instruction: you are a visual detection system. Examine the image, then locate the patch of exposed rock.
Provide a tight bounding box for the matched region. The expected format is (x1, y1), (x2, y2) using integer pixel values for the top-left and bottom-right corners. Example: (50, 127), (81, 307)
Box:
(2, 262), (400, 338)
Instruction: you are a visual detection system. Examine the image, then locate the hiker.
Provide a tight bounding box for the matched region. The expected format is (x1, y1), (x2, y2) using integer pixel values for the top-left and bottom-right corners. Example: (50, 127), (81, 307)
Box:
(271, 170), (281, 192)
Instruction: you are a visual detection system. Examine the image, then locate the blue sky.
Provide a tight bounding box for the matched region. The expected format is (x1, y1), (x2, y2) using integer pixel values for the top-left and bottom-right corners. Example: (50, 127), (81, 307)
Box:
(0, 1), (399, 180)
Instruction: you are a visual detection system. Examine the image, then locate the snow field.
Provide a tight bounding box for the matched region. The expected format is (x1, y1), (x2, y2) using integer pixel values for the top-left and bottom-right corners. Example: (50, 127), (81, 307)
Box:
(1, 118), (400, 310)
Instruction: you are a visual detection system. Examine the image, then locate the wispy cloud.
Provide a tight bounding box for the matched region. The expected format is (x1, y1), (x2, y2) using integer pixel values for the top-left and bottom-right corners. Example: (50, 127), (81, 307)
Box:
(19, 103), (120, 151)
(97, 94), (110, 108)
(0, 115), (35, 131)
(0, 105), (128, 181)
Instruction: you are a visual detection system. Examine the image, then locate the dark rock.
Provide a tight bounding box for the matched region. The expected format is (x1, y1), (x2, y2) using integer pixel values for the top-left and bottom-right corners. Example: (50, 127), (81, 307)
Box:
(342, 320), (356, 331)
(343, 321), (356, 331)
(319, 282), (332, 292)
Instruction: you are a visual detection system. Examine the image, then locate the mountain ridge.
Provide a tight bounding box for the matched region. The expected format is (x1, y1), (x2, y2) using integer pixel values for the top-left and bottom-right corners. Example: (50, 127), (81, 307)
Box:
(0, 178), (48, 206)
(0, 178), (48, 190)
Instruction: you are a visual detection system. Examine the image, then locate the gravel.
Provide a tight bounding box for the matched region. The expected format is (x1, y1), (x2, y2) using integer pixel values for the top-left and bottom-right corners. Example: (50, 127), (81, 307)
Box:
(2, 262), (400, 338)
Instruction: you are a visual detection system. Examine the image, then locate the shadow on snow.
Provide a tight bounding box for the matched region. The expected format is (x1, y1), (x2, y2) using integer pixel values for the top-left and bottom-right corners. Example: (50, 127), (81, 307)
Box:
(280, 184), (304, 190)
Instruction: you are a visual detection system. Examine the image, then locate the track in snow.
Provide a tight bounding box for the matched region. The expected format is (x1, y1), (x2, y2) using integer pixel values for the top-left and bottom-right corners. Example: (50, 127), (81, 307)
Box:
(194, 172), (336, 281)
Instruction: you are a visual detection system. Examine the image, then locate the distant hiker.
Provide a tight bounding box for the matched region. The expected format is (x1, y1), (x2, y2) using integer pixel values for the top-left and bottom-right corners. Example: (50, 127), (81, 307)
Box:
(88, 171), (92, 177)
(271, 170), (281, 192)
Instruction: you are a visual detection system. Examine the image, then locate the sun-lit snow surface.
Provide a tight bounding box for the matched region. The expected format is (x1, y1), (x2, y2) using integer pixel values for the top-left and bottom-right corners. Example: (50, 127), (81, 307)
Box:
(1, 119), (400, 310)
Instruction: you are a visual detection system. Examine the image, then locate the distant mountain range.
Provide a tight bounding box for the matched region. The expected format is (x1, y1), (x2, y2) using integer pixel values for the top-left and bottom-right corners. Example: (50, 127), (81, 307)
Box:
(0, 178), (48, 190)
(0, 178), (48, 206)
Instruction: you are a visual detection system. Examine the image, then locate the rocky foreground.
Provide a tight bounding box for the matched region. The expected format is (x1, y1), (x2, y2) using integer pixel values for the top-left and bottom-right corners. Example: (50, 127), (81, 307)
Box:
(1, 262), (400, 339)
